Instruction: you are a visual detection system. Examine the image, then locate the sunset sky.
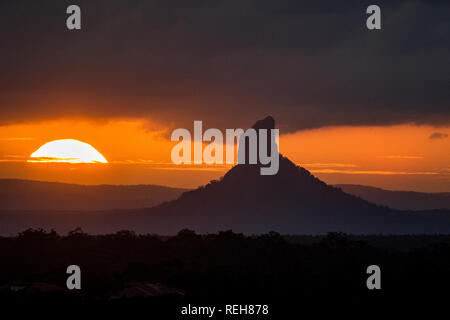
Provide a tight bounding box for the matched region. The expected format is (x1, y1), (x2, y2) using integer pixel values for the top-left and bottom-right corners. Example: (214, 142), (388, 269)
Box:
(0, 0), (449, 192)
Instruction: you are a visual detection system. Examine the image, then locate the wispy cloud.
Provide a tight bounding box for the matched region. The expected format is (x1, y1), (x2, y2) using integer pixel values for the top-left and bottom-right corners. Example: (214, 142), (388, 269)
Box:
(109, 159), (156, 164)
(377, 155), (424, 159)
(108, 160), (232, 171)
(429, 132), (448, 140)
(0, 155), (29, 162)
(151, 166), (229, 172)
(27, 157), (107, 163)
(0, 137), (36, 141)
(302, 163), (358, 168)
(311, 169), (438, 175)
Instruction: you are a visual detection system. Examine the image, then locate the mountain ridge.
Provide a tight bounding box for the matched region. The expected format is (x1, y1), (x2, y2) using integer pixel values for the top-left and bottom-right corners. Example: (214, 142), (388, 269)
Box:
(0, 179), (187, 211)
(335, 184), (450, 210)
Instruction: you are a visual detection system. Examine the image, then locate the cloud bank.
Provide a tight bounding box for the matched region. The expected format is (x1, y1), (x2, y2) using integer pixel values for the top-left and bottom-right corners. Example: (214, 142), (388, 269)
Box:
(0, 0), (449, 131)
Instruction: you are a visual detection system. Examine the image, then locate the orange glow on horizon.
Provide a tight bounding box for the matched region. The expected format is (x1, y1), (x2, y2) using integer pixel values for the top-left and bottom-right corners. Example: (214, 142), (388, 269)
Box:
(0, 118), (448, 192)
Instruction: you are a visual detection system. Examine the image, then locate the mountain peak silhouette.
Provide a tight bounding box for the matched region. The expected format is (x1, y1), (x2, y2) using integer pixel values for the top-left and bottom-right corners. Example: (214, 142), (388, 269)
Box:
(251, 115), (275, 130)
(141, 117), (450, 234)
(240, 115), (277, 167)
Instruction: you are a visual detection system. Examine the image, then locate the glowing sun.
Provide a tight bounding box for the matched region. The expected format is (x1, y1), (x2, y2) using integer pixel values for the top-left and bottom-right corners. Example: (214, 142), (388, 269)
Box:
(29, 139), (108, 163)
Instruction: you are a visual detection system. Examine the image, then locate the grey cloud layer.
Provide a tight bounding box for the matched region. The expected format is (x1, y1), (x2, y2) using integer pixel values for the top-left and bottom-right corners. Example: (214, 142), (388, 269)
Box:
(0, 0), (449, 131)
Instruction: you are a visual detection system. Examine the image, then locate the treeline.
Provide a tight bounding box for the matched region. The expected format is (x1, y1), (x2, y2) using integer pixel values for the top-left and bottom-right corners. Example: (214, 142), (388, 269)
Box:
(0, 228), (449, 311)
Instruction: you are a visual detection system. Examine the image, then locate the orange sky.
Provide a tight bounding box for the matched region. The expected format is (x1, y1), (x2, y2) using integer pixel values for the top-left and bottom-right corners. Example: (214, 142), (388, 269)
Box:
(0, 118), (448, 192)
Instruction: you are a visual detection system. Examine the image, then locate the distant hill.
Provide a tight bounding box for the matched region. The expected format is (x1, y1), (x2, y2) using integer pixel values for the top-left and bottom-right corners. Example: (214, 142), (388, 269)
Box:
(335, 184), (450, 210)
(0, 179), (187, 211)
(1, 116), (448, 235)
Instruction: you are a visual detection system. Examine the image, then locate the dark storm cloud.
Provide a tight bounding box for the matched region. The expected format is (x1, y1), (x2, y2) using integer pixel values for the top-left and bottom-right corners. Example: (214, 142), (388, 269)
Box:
(0, 0), (449, 131)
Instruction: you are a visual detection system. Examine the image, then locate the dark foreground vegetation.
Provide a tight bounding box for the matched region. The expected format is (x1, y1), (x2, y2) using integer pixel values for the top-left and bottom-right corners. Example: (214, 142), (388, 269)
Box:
(0, 229), (449, 316)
